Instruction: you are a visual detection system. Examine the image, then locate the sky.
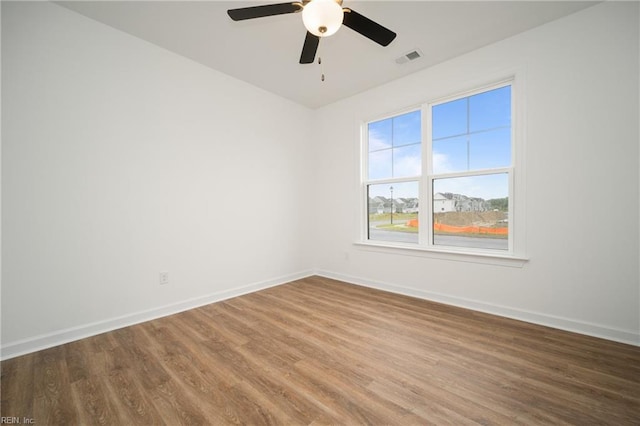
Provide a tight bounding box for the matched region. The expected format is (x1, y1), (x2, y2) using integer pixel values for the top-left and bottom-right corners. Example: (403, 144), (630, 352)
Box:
(367, 85), (511, 200)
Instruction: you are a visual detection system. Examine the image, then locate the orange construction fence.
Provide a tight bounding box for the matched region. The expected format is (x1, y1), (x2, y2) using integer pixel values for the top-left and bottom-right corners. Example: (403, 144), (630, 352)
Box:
(406, 219), (508, 235)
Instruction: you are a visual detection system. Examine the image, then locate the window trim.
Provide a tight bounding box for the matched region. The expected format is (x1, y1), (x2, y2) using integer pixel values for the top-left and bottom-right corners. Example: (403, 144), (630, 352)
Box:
(359, 75), (527, 264)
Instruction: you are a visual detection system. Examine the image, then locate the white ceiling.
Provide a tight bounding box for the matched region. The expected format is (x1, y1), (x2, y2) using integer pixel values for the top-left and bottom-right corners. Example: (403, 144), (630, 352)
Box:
(57, 1), (598, 109)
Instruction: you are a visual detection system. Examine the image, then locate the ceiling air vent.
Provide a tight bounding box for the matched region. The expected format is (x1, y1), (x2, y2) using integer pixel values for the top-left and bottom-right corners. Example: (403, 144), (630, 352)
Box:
(395, 49), (423, 65)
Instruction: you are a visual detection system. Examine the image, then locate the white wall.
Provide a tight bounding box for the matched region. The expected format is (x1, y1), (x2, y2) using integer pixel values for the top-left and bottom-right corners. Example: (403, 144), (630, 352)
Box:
(313, 2), (640, 345)
(1, 2), (314, 357)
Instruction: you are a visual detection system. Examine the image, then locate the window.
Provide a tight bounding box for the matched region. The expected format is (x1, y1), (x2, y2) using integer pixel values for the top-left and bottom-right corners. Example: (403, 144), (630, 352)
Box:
(366, 110), (421, 244)
(363, 81), (517, 255)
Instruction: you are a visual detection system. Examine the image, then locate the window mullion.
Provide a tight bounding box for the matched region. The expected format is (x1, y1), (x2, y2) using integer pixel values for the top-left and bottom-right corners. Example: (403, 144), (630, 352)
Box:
(466, 98), (470, 171)
(423, 104), (433, 248)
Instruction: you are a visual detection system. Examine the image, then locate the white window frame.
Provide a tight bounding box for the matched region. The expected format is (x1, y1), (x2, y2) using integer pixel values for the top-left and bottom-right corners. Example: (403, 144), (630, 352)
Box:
(358, 76), (527, 267)
(361, 106), (422, 243)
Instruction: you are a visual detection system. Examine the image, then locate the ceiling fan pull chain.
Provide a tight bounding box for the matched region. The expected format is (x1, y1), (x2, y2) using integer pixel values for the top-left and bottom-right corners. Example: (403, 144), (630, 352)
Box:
(318, 49), (325, 82)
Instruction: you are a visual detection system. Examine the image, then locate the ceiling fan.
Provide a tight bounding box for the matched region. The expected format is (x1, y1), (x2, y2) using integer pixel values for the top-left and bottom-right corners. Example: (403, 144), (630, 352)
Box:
(227, 0), (397, 64)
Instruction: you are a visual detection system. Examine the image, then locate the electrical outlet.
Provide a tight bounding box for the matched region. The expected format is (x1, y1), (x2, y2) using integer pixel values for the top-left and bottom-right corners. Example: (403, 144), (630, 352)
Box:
(159, 272), (169, 285)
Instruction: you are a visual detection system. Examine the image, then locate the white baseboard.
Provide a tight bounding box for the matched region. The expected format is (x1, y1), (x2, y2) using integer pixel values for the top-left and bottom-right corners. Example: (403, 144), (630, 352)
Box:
(4, 269), (637, 360)
(315, 270), (640, 347)
(0, 270), (314, 360)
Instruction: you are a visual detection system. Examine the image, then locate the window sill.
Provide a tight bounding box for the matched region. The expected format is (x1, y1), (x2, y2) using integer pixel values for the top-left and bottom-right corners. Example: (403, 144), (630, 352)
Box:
(354, 241), (528, 268)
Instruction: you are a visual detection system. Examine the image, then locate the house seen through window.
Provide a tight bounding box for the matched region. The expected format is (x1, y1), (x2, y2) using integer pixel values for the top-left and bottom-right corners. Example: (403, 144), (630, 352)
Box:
(364, 83), (513, 252)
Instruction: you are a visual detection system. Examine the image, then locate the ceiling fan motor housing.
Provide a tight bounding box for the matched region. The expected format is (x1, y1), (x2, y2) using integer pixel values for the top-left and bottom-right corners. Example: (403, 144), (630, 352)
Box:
(302, 0), (344, 37)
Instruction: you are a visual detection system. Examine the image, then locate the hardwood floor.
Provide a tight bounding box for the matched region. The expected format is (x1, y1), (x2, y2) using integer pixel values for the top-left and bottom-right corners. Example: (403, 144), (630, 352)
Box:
(2, 276), (639, 425)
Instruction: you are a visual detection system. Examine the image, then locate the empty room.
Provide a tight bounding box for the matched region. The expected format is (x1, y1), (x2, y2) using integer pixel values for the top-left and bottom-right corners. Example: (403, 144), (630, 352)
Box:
(1, 0), (639, 424)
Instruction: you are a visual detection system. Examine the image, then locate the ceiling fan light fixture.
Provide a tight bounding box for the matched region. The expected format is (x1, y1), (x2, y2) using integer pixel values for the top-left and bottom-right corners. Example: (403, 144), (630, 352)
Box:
(302, 0), (344, 37)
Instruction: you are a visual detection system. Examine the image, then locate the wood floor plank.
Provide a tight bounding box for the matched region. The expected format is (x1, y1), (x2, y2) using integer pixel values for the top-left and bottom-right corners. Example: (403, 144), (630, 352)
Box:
(32, 346), (78, 425)
(70, 374), (122, 426)
(0, 353), (35, 419)
(145, 322), (255, 424)
(2, 276), (640, 425)
(104, 368), (165, 424)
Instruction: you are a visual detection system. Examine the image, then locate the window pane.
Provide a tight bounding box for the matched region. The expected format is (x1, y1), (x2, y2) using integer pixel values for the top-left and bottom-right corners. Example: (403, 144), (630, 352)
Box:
(368, 149), (392, 180)
(368, 111), (421, 180)
(393, 144), (421, 177)
(432, 98), (466, 140)
(469, 128), (511, 170)
(432, 85), (512, 174)
(393, 110), (421, 146)
(432, 174), (508, 250)
(469, 86), (511, 133)
(368, 118), (392, 151)
(432, 135), (468, 174)
(368, 182), (419, 244)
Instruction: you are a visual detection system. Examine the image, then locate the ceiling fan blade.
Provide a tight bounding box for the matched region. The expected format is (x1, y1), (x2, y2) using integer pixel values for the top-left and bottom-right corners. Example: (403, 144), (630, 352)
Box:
(342, 8), (397, 46)
(300, 32), (320, 64)
(227, 2), (302, 21)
